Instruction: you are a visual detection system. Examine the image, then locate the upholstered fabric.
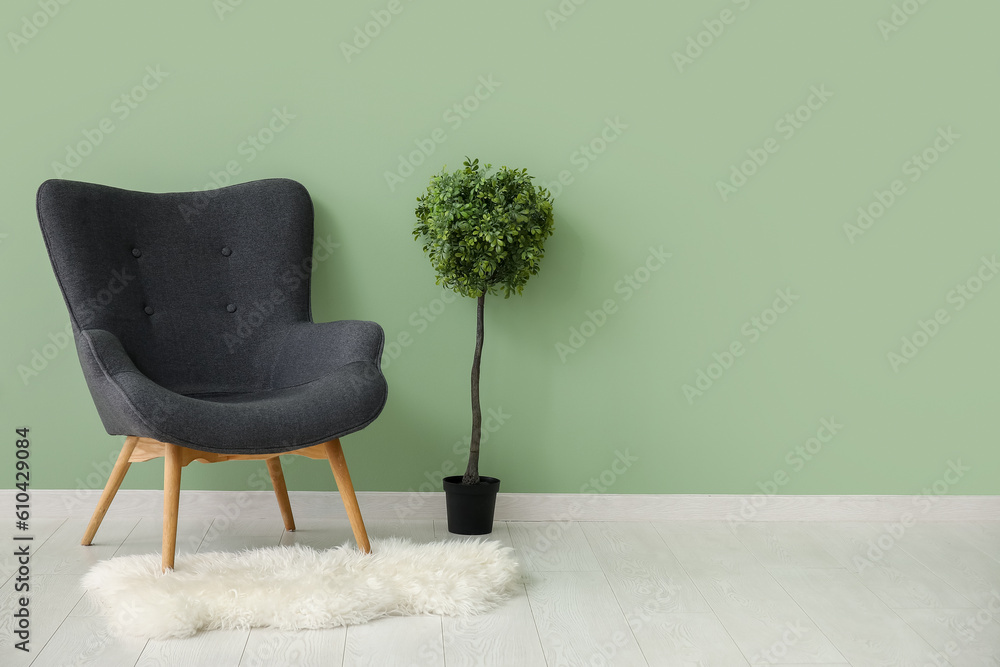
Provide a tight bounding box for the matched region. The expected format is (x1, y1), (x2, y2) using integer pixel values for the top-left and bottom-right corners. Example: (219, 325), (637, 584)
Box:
(36, 178), (387, 453)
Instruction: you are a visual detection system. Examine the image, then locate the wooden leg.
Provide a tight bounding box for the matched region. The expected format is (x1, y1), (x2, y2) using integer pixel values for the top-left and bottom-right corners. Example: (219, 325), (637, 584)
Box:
(324, 439), (371, 553)
(82, 436), (138, 546)
(162, 443), (182, 572)
(266, 457), (296, 531)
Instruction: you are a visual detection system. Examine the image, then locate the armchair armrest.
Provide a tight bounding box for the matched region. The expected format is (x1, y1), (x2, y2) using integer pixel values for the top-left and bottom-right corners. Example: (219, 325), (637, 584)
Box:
(269, 320), (385, 388)
(74, 328), (175, 438)
(77, 328), (142, 378)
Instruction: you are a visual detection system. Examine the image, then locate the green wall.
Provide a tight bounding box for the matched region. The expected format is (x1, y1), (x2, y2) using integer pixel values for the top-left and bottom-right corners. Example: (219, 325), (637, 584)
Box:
(2, 1), (998, 496)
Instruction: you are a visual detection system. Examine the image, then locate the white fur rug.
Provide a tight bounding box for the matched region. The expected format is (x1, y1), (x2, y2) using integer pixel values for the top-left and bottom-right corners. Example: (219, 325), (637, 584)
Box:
(82, 538), (519, 639)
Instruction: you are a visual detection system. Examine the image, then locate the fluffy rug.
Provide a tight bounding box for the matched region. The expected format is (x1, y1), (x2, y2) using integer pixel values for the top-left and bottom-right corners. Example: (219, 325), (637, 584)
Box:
(82, 538), (519, 639)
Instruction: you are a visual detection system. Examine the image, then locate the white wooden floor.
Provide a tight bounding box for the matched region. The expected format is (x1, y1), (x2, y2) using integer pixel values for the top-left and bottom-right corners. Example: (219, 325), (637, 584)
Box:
(1, 517), (998, 666)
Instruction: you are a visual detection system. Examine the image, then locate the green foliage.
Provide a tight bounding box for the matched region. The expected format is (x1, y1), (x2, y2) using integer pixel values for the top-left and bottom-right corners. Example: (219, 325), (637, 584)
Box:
(414, 157), (555, 298)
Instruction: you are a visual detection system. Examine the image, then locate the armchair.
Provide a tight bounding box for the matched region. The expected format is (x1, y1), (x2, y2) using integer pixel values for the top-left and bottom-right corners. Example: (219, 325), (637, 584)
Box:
(36, 178), (388, 571)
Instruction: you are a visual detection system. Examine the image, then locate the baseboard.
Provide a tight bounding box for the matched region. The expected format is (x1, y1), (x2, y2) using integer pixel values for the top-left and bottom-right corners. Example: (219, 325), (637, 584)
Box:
(4, 490), (998, 522)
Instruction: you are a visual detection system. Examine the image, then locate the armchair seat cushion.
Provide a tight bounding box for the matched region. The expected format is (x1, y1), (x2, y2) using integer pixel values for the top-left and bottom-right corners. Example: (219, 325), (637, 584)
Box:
(121, 360), (385, 454)
(78, 323), (386, 455)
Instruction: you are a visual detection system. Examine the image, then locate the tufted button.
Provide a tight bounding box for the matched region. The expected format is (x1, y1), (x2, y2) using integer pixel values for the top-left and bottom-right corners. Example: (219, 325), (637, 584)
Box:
(131, 248), (142, 258)
(226, 304), (237, 313)
(221, 246), (232, 257)
(144, 306), (154, 315)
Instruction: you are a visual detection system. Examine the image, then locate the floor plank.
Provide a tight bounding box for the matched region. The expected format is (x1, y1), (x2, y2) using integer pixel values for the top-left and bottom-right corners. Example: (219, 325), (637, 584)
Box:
(32, 517), (138, 575)
(29, 615), (147, 666)
(581, 521), (710, 614)
(136, 629), (250, 667)
(365, 519), (438, 545)
(239, 628), (346, 667)
(945, 521), (1000, 561)
(0, 574), (88, 666)
(772, 567), (944, 666)
(654, 521), (845, 664)
(728, 521), (842, 569)
(896, 522), (1000, 608)
(627, 612), (749, 666)
(801, 521), (976, 610)
(442, 585), (546, 667)
(342, 616), (444, 667)
(278, 519), (355, 551)
(196, 518), (285, 554)
(112, 515), (213, 559)
(0, 518), (66, 584)
(508, 522), (601, 571)
(526, 570), (647, 667)
(0, 516), (67, 544)
(894, 607), (1000, 667)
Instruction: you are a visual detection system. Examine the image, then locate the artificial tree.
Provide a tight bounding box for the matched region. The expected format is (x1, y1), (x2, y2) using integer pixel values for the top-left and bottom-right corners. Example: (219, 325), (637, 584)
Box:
(414, 158), (554, 485)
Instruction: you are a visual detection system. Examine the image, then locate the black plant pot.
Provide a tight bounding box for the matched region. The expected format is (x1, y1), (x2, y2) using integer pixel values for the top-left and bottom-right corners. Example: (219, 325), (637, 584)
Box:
(443, 475), (500, 535)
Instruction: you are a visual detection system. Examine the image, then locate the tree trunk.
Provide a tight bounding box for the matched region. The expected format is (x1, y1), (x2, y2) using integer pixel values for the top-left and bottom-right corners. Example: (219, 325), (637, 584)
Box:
(462, 294), (486, 485)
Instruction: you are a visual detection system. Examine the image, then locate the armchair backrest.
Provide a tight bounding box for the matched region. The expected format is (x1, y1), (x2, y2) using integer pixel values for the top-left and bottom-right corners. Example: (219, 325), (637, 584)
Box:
(36, 178), (315, 394)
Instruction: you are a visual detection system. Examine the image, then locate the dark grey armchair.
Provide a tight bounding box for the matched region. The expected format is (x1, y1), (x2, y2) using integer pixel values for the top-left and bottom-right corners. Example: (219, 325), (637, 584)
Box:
(36, 178), (388, 571)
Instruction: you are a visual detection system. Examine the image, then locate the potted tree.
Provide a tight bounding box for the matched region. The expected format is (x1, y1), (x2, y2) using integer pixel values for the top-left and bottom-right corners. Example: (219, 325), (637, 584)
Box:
(414, 157), (555, 534)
